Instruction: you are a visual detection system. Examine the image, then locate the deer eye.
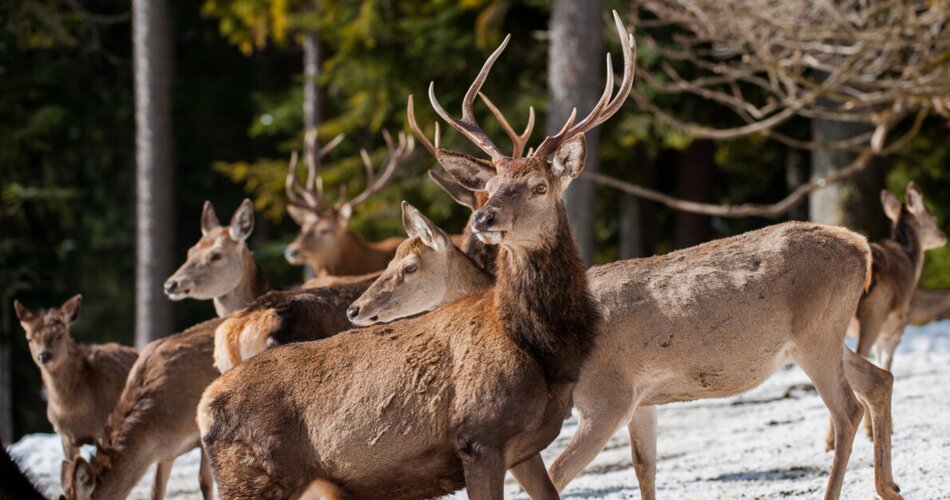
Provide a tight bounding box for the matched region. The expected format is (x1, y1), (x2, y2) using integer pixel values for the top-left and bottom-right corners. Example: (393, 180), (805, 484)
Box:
(533, 184), (548, 195)
(404, 264), (417, 274)
(210, 252), (223, 262)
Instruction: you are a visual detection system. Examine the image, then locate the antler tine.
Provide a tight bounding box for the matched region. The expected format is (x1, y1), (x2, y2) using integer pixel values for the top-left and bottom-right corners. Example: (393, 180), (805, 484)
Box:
(318, 133), (345, 158)
(407, 95), (439, 156)
(428, 35), (510, 162)
(533, 11), (637, 159)
(346, 130), (416, 208)
(285, 150), (321, 209)
(478, 92), (536, 159)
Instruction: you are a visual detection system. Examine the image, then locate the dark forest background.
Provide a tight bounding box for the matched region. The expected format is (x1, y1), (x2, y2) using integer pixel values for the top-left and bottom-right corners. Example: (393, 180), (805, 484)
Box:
(2, 0), (948, 439)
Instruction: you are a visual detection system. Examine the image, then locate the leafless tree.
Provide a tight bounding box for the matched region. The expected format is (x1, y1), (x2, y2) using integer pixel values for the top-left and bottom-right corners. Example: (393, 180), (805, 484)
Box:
(590, 0), (949, 218)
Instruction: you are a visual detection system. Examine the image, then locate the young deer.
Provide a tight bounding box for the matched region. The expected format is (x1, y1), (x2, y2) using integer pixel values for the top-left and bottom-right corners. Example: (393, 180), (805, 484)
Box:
(164, 199), (268, 317)
(836, 182), (946, 445)
(284, 131), (414, 276)
(347, 201), (492, 326)
(853, 182), (946, 370)
(197, 15), (632, 498)
(14, 296), (138, 472)
(62, 318), (222, 500)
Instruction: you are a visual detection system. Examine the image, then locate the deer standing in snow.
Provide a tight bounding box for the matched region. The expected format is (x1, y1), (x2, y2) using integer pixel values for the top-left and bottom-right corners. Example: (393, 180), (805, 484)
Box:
(164, 199), (269, 317)
(62, 318), (222, 500)
(284, 131), (412, 276)
(835, 182), (946, 446)
(197, 14), (634, 498)
(14, 295), (138, 492)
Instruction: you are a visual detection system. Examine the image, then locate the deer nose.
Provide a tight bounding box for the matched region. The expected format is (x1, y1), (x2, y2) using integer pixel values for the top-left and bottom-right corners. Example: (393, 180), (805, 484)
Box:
(285, 247), (300, 263)
(473, 210), (495, 231)
(163, 280), (179, 295)
(38, 351), (52, 364)
(346, 306), (360, 321)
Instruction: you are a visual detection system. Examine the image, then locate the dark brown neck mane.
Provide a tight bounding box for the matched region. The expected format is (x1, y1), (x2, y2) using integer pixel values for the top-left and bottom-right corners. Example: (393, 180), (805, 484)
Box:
(493, 203), (600, 382)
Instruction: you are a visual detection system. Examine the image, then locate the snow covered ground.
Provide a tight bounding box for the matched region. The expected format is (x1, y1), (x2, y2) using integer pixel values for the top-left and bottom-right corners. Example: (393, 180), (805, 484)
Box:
(10, 321), (950, 499)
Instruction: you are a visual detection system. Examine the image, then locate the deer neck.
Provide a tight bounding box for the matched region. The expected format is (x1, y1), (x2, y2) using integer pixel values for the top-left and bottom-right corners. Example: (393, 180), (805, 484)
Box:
(894, 208), (924, 280)
(324, 231), (376, 276)
(213, 248), (267, 317)
(492, 204), (599, 383)
(444, 249), (493, 303)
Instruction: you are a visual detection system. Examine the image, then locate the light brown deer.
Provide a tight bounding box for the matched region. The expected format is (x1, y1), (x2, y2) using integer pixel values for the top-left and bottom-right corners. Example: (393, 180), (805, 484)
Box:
(164, 199), (268, 317)
(197, 14), (633, 499)
(284, 131), (413, 276)
(347, 201), (492, 326)
(836, 182), (946, 445)
(14, 296), (138, 479)
(852, 182), (946, 369)
(62, 318), (222, 500)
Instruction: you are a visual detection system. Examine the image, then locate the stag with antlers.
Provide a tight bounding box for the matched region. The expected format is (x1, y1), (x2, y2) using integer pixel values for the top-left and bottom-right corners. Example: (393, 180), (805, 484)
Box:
(284, 130), (414, 277)
(198, 12), (633, 499)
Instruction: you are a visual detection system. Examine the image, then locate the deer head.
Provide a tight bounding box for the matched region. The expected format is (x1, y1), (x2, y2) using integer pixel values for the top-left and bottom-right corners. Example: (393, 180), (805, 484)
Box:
(14, 295), (81, 369)
(881, 181), (947, 250)
(347, 202), (458, 326)
(164, 199), (255, 301)
(415, 10), (635, 252)
(283, 131), (414, 269)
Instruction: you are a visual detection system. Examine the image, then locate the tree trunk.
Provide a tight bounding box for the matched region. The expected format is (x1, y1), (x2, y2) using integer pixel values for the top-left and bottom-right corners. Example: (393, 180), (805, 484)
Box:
(548, 0), (603, 265)
(809, 119), (887, 238)
(619, 144), (650, 259)
(302, 31), (321, 281)
(785, 148), (808, 221)
(673, 139), (715, 249)
(133, 0), (175, 349)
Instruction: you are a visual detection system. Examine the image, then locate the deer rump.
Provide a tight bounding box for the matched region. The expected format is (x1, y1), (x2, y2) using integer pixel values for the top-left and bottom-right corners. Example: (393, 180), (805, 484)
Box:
(199, 294), (568, 499)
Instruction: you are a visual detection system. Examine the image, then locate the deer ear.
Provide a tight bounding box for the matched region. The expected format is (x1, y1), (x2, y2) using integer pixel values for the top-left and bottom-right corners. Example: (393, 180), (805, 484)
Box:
(201, 201), (221, 236)
(13, 300), (34, 323)
(551, 135), (587, 191)
(880, 190), (902, 222)
(286, 205), (315, 226)
(401, 202), (448, 252)
(435, 150), (495, 192)
(229, 199), (255, 242)
(905, 181), (926, 215)
(73, 456), (95, 497)
(428, 170), (478, 211)
(59, 295), (83, 325)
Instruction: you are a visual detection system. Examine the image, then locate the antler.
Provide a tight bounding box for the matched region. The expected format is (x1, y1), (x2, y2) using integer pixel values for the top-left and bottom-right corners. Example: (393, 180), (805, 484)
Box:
(533, 11), (637, 159)
(407, 95), (441, 157)
(478, 93), (535, 159)
(428, 35), (510, 162)
(343, 131), (416, 208)
(286, 131), (345, 211)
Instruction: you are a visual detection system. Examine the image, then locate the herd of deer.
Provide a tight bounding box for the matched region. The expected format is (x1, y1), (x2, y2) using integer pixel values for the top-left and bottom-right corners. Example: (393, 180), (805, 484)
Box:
(8, 12), (950, 500)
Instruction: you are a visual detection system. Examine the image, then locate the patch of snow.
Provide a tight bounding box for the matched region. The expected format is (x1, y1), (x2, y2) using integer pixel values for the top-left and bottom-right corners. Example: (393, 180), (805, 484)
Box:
(11, 321), (950, 499)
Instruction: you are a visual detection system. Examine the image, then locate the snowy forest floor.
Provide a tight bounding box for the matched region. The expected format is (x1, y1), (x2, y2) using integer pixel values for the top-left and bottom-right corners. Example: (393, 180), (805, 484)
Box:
(10, 321), (950, 499)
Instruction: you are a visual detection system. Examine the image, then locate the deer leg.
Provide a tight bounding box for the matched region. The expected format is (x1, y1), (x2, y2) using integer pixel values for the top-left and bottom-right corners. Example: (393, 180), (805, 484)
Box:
(549, 383), (635, 491)
(843, 349), (903, 500)
(460, 446), (505, 500)
(827, 315), (885, 450)
(509, 453), (558, 500)
(794, 347), (862, 500)
(627, 405), (657, 500)
(199, 448), (214, 500)
(60, 435), (80, 462)
(151, 459), (173, 500)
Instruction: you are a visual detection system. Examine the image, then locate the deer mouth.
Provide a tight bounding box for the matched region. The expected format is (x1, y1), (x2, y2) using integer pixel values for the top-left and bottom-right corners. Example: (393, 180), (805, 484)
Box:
(165, 288), (191, 300)
(475, 230), (506, 244)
